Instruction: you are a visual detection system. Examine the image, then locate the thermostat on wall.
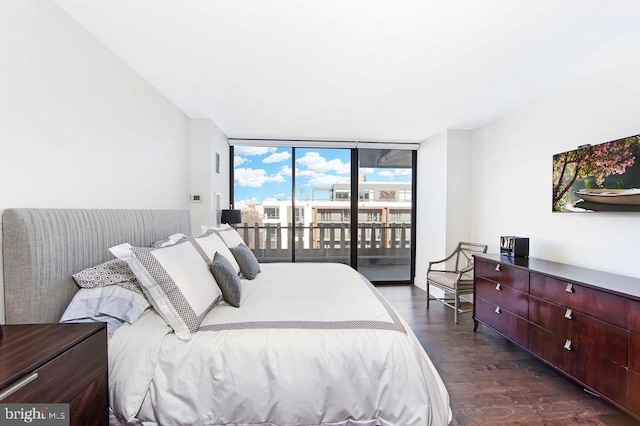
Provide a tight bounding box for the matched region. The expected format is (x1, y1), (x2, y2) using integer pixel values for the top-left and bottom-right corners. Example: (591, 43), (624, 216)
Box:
(191, 193), (203, 203)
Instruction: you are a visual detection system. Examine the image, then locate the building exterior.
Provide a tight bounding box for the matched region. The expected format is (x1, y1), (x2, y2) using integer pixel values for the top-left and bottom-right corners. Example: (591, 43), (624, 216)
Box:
(235, 182), (411, 251)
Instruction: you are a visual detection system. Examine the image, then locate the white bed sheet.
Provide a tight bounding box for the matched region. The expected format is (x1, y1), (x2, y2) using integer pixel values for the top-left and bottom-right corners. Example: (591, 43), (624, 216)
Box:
(109, 263), (451, 426)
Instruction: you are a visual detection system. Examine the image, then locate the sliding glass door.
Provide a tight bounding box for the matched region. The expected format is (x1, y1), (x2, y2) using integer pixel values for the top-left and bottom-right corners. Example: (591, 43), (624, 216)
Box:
(356, 149), (414, 282)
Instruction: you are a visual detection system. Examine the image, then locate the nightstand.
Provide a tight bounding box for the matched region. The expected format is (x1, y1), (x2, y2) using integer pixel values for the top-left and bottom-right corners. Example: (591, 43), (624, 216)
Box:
(0, 323), (108, 426)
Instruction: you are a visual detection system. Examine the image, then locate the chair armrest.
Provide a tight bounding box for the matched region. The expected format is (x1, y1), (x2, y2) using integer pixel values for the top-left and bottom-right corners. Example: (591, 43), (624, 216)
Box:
(459, 263), (474, 274)
(427, 251), (458, 270)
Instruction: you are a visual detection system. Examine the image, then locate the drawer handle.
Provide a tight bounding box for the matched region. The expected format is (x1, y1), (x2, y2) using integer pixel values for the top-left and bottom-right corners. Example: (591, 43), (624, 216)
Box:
(565, 283), (574, 293)
(495, 283), (501, 291)
(565, 308), (573, 319)
(564, 339), (572, 351)
(495, 264), (501, 272)
(495, 306), (501, 314)
(0, 373), (38, 401)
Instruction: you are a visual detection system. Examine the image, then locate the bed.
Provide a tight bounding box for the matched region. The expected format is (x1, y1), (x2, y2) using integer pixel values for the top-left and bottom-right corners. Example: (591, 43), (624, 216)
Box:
(2, 208), (452, 426)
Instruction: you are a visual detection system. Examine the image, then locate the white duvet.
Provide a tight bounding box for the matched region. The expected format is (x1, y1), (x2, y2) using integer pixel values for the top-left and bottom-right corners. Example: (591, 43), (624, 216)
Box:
(109, 263), (451, 426)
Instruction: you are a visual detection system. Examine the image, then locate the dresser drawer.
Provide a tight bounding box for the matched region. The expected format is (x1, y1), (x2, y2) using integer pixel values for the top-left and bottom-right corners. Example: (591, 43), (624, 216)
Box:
(627, 370), (640, 417)
(475, 259), (529, 292)
(630, 333), (640, 373)
(583, 351), (627, 403)
(475, 297), (528, 347)
(529, 323), (627, 402)
(476, 276), (529, 318)
(529, 323), (586, 381)
(630, 301), (640, 372)
(2, 331), (106, 403)
(629, 300), (640, 334)
(530, 273), (629, 328)
(529, 296), (627, 365)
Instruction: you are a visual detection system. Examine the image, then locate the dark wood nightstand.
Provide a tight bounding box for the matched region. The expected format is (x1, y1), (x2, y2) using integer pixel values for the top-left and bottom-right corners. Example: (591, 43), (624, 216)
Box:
(0, 323), (108, 426)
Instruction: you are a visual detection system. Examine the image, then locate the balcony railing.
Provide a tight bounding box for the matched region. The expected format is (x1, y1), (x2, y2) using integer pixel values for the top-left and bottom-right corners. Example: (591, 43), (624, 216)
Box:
(236, 222), (411, 264)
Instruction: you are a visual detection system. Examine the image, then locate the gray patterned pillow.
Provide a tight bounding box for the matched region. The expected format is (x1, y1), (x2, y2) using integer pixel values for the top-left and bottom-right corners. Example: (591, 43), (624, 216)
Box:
(73, 259), (142, 294)
(210, 252), (242, 308)
(229, 243), (261, 280)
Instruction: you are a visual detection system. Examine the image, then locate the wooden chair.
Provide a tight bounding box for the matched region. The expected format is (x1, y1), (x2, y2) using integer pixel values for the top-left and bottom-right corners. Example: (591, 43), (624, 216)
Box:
(426, 242), (488, 323)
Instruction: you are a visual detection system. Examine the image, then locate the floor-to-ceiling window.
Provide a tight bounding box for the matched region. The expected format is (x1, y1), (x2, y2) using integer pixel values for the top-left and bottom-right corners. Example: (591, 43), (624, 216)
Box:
(231, 142), (416, 283)
(232, 146), (293, 262)
(294, 148), (351, 264)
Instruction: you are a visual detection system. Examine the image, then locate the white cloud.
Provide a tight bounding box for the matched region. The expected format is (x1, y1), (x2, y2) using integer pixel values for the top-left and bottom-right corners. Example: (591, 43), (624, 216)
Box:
(298, 170), (350, 187)
(235, 168), (286, 187)
(377, 168), (412, 178)
(359, 168), (374, 182)
(234, 146), (276, 156)
(234, 155), (249, 166)
(263, 151), (292, 164)
(280, 165), (293, 176)
(296, 152), (350, 175)
(234, 198), (259, 208)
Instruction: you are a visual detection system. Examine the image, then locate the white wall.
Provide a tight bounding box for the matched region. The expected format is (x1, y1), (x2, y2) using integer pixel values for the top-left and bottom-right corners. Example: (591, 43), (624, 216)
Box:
(446, 130), (473, 251)
(190, 119), (230, 235)
(0, 1), (193, 321)
(415, 129), (472, 289)
(470, 58), (640, 279)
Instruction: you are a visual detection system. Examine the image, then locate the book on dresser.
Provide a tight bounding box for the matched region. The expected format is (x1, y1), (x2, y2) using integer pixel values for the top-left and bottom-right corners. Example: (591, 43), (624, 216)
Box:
(473, 253), (640, 421)
(0, 322), (108, 426)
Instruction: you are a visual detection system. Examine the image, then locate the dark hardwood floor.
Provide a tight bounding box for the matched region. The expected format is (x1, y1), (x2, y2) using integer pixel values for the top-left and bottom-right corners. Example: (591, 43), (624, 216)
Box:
(375, 285), (639, 426)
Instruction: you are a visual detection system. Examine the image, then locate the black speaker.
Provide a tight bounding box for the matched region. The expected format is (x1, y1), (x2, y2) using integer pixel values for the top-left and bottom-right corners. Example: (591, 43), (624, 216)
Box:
(500, 236), (529, 258)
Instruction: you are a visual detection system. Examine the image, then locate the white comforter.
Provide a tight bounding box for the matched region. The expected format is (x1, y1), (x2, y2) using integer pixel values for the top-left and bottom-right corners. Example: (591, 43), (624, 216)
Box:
(109, 263), (451, 426)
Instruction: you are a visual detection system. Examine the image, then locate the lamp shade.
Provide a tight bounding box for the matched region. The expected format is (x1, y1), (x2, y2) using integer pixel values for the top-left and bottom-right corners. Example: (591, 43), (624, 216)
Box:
(220, 209), (242, 225)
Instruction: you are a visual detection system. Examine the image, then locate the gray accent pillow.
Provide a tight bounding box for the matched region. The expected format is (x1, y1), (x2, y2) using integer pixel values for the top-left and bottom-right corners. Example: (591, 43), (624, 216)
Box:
(229, 243), (261, 280)
(210, 252), (242, 308)
(73, 259), (143, 294)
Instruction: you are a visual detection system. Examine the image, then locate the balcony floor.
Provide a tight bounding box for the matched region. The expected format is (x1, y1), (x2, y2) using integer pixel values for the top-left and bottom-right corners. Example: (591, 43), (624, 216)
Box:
(358, 263), (411, 282)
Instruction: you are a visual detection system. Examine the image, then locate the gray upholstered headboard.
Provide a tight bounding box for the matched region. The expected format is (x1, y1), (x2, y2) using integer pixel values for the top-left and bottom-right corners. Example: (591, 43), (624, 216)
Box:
(2, 208), (191, 324)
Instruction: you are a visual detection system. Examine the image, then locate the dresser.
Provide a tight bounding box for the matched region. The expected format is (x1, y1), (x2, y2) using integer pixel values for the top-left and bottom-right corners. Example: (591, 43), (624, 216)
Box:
(473, 254), (640, 420)
(0, 323), (108, 426)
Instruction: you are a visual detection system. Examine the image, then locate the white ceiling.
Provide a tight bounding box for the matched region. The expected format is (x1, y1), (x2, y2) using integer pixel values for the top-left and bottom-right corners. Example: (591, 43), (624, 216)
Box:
(54, 0), (640, 143)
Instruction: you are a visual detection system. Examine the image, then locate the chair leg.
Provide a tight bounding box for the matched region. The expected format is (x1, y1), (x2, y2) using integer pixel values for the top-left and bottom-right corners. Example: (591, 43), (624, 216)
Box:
(454, 295), (459, 323)
(426, 280), (430, 309)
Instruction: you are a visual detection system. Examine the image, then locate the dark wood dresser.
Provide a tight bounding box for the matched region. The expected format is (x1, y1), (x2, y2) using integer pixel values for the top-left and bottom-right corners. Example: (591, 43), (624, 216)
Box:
(0, 323), (108, 426)
(473, 253), (640, 420)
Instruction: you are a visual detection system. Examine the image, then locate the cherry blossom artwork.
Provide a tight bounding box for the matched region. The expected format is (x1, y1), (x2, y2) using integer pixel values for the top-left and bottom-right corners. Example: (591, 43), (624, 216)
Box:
(552, 134), (640, 212)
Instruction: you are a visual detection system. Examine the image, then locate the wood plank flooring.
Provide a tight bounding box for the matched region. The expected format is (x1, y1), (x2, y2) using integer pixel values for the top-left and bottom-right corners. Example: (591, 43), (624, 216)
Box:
(375, 285), (639, 426)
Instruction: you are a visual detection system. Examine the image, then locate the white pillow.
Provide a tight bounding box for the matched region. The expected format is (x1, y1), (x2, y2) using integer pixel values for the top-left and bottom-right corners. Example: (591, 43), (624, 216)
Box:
(203, 224), (245, 248)
(201, 224), (231, 234)
(109, 240), (222, 340)
(191, 230), (241, 274)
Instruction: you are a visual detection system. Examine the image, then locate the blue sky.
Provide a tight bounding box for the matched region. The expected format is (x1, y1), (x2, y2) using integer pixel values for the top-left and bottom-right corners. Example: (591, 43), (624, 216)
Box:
(233, 147), (411, 203)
